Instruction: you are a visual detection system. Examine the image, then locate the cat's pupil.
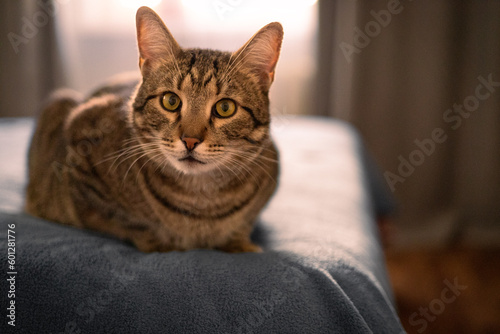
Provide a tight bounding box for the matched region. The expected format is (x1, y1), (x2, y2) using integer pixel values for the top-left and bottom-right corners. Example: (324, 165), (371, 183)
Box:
(169, 95), (177, 106)
(221, 102), (229, 112)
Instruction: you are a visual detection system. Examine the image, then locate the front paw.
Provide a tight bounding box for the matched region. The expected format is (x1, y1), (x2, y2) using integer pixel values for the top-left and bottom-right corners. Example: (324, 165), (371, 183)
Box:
(217, 240), (263, 253)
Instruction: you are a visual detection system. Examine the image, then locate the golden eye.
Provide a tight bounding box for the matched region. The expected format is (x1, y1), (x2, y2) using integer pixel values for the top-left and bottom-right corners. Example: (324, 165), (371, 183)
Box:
(161, 92), (181, 112)
(214, 99), (236, 118)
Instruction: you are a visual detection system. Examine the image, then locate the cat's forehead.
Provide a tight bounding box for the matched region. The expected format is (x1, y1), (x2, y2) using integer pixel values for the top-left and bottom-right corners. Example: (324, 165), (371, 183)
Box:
(179, 48), (231, 71)
(174, 48), (236, 96)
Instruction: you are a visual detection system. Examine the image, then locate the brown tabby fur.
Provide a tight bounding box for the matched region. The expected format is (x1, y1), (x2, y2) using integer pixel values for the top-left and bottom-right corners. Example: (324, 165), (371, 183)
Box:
(25, 7), (283, 253)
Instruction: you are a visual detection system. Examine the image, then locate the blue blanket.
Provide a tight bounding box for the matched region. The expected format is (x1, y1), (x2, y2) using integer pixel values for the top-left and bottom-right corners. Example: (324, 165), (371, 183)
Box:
(0, 117), (404, 333)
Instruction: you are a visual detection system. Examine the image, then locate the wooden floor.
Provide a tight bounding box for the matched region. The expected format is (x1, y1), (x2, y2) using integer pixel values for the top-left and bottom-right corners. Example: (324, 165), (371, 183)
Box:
(385, 247), (500, 334)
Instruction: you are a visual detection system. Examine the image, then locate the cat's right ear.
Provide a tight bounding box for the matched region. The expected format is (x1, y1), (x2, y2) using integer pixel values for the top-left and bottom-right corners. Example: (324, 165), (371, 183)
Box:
(232, 22), (283, 91)
(136, 6), (181, 75)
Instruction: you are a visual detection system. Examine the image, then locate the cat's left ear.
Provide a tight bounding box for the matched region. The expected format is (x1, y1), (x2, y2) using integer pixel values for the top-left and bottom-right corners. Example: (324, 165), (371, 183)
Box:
(136, 6), (181, 75)
(233, 22), (283, 90)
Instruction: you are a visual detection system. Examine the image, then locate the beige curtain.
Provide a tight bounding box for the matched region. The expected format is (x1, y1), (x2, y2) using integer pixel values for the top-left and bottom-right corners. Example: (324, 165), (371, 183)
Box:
(0, 1), (65, 117)
(317, 0), (500, 248)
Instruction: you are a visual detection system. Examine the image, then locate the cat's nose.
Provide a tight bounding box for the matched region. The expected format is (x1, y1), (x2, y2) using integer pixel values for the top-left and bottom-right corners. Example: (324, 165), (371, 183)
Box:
(181, 135), (202, 151)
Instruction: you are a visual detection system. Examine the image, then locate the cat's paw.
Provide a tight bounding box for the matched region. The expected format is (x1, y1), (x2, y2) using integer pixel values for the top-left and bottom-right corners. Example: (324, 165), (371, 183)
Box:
(133, 240), (175, 253)
(217, 240), (263, 253)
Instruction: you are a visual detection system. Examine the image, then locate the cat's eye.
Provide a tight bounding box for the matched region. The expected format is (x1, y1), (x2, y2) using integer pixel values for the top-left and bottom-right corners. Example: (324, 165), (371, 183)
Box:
(214, 99), (236, 118)
(161, 92), (182, 112)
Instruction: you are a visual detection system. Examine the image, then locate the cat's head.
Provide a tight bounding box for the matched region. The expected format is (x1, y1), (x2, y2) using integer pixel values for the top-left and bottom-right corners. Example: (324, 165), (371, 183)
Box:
(131, 6), (283, 175)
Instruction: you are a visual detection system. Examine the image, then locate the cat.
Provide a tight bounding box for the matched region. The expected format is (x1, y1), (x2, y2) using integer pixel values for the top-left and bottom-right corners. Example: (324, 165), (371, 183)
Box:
(25, 6), (283, 253)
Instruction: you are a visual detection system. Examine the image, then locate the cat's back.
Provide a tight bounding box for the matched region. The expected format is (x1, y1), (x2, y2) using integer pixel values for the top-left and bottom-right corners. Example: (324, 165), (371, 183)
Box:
(87, 72), (141, 101)
(66, 73), (140, 139)
(53, 72), (141, 172)
(26, 73), (140, 222)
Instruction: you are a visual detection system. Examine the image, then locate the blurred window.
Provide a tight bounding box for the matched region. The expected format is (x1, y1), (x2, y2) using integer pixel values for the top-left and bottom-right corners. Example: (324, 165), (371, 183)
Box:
(56, 0), (317, 115)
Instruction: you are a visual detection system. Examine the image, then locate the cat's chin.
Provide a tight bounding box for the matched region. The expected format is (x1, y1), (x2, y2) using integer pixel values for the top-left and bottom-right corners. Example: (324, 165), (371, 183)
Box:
(169, 158), (214, 175)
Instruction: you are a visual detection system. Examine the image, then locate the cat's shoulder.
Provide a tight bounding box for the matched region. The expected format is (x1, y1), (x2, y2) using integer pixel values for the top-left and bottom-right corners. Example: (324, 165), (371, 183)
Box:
(88, 71), (141, 100)
(63, 72), (140, 143)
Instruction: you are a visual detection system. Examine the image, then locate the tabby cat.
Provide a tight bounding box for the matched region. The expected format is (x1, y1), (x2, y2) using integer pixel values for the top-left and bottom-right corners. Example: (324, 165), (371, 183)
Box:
(25, 7), (283, 253)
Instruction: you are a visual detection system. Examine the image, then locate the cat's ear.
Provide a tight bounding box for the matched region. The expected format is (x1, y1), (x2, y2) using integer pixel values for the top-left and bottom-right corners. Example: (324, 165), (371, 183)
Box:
(233, 22), (283, 90)
(136, 6), (181, 75)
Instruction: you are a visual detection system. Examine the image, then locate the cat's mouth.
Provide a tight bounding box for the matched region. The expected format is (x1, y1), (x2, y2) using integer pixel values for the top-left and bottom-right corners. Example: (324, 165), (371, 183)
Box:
(178, 156), (206, 165)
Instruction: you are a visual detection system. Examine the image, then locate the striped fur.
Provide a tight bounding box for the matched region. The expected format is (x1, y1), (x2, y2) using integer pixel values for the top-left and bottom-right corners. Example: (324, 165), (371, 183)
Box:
(25, 7), (283, 252)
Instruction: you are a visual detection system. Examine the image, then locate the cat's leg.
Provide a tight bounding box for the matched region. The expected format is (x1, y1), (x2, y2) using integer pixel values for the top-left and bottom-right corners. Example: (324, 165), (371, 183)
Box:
(130, 232), (176, 253)
(216, 235), (263, 253)
(100, 221), (176, 253)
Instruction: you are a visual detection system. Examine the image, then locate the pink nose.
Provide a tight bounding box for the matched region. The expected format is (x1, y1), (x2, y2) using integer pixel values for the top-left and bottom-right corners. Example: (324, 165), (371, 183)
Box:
(181, 136), (201, 151)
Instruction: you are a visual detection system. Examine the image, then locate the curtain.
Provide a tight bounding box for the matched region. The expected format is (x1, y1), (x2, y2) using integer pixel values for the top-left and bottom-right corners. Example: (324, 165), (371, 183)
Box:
(317, 0), (500, 248)
(0, 0), (65, 117)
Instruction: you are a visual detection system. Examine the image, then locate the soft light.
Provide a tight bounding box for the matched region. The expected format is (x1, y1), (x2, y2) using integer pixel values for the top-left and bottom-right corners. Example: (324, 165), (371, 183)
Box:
(120, 0), (163, 9)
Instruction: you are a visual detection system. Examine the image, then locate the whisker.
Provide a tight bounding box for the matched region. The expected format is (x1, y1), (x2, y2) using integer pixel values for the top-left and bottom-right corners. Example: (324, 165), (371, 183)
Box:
(97, 142), (158, 165)
(222, 147), (278, 163)
(136, 151), (166, 183)
(101, 143), (160, 175)
(222, 156), (260, 186)
(122, 147), (164, 184)
(222, 150), (278, 185)
(231, 145), (277, 156)
(213, 159), (246, 186)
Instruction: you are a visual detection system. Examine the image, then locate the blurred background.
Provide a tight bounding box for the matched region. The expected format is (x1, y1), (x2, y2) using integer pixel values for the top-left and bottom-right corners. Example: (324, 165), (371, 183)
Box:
(1, 0), (499, 332)
(0, 0), (317, 118)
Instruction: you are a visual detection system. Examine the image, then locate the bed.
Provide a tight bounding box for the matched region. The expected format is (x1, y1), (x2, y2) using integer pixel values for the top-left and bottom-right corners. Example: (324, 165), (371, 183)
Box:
(0, 116), (404, 333)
